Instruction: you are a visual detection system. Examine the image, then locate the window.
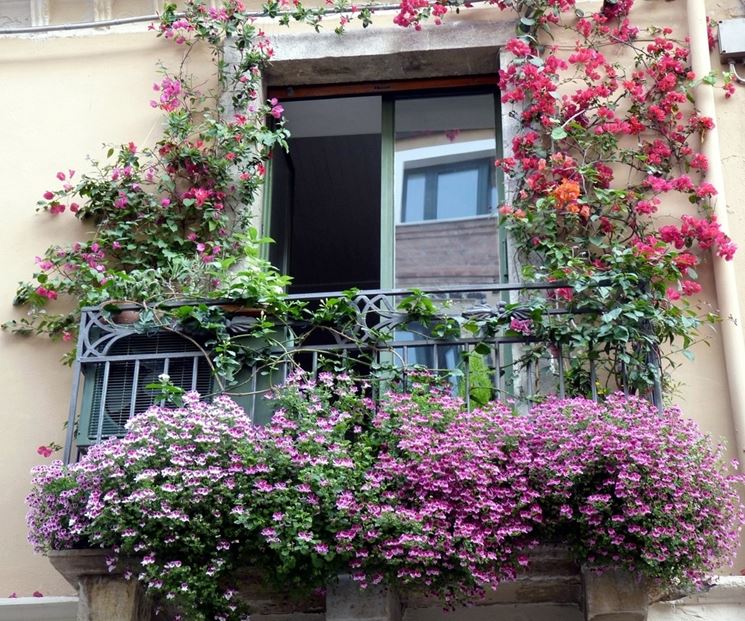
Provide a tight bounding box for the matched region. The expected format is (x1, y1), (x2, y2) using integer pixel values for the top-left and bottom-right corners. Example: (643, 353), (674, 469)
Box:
(73, 320), (283, 456)
(0, 1), (34, 28)
(267, 82), (505, 293)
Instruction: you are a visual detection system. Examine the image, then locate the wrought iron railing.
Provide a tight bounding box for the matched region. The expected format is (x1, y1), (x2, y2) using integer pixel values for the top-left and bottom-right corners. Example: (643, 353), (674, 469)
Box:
(63, 282), (663, 462)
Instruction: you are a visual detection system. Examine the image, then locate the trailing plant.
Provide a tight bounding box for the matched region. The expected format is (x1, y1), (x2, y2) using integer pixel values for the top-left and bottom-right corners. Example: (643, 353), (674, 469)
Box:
(527, 394), (744, 584)
(27, 374), (381, 620)
(380, 0), (739, 396)
(28, 374), (744, 618)
(8, 0), (738, 398)
(339, 379), (541, 599)
(4, 0), (290, 357)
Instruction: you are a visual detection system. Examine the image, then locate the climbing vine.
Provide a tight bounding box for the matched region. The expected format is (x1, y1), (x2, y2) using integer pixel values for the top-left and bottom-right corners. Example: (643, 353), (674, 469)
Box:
(5, 0), (738, 397)
(493, 2), (737, 394)
(4, 1), (290, 354)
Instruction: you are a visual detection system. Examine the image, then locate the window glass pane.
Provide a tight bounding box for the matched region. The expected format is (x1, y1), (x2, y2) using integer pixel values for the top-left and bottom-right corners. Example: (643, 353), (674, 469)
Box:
(0, 2), (32, 28)
(436, 168), (479, 219)
(394, 94), (500, 289)
(112, 1), (154, 19)
(403, 173), (426, 222)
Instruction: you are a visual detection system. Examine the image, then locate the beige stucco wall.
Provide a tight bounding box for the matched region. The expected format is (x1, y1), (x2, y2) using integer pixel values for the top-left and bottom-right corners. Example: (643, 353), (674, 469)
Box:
(674, 0), (744, 453)
(0, 24), (212, 597)
(0, 0), (743, 600)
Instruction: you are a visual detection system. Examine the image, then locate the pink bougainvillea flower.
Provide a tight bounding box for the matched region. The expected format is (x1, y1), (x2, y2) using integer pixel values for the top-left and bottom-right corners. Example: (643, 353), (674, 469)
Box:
(681, 280), (702, 296)
(509, 317), (533, 335)
(35, 286), (58, 301)
(269, 99), (284, 120)
(193, 188), (211, 207)
(505, 38), (533, 57)
(695, 182), (717, 198)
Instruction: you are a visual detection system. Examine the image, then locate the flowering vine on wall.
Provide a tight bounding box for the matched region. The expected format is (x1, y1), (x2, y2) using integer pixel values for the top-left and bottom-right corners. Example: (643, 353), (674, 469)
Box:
(5, 0), (738, 401)
(4, 1), (290, 355)
(492, 1), (738, 394)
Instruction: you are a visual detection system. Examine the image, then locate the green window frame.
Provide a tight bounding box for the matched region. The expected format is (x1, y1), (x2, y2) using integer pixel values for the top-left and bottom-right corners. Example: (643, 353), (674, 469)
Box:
(262, 79), (508, 290)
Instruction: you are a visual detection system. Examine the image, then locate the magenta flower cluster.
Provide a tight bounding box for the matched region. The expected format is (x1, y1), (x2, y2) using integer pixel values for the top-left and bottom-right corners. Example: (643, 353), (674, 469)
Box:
(526, 395), (744, 583)
(341, 387), (541, 597)
(339, 386), (744, 596)
(27, 374), (744, 619)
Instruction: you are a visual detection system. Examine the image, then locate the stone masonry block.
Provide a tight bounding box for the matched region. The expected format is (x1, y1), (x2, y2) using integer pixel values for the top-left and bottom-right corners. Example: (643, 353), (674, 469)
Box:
(77, 576), (151, 621)
(326, 574), (401, 621)
(48, 549), (151, 621)
(582, 567), (648, 621)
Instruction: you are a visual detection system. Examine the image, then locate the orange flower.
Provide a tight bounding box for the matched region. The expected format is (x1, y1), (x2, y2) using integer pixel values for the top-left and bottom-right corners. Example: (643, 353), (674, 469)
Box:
(551, 178), (581, 209)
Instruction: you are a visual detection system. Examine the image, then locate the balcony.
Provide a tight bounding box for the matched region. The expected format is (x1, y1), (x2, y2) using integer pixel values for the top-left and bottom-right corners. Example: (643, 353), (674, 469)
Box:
(63, 281), (663, 463)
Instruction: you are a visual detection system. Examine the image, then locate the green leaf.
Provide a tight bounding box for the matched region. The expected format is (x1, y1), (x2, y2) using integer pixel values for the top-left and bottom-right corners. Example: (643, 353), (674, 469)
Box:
(589, 236), (606, 247)
(551, 126), (567, 140)
(474, 342), (491, 356)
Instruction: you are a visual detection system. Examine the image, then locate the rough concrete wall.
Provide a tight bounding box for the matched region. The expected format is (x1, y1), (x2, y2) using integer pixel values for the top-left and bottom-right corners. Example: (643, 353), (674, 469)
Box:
(649, 578), (745, 621)
(403, 604), (582, 621)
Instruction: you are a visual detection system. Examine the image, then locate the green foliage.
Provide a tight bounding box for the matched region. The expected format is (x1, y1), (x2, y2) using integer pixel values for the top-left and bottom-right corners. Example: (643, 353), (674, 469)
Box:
(5, 0), (289, 352)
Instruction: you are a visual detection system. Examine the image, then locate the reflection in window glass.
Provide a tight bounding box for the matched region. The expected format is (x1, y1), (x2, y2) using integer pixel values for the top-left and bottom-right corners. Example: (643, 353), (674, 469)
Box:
(394, 93), (500, 289)
(403, 173), (426, 222)
(437, 168), (479, 220)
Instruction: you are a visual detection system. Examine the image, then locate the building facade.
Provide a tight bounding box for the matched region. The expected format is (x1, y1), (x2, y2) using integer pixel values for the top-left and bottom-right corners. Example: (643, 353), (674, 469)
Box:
(1, 0), (745, 618)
